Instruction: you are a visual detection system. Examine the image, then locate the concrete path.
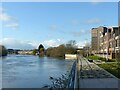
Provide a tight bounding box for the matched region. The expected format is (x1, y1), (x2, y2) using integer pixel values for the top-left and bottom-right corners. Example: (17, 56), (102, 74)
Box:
(78, 57), (120, 89)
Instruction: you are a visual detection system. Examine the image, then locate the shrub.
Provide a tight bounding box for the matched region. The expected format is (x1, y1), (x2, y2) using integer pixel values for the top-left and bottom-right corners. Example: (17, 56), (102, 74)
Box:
(46, 44), (76, 58)
(0, 45), (7, 56)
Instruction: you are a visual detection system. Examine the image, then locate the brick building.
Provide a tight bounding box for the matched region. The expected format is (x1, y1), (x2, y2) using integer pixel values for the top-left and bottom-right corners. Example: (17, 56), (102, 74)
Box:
(91, 26), (120, 59)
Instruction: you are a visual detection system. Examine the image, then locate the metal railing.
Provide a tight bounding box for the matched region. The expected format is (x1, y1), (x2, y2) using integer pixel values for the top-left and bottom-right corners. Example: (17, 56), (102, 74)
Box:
(66, 60), (78, 89)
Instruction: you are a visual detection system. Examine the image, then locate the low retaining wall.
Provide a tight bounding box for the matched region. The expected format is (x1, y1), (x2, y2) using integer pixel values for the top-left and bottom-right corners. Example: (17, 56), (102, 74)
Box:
(65, 54), (77, 60)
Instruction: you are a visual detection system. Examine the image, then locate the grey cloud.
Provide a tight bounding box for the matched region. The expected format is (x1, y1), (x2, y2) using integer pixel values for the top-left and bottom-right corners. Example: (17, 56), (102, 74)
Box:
(83, 18), (102, 24)
(1, 38), (35, 50)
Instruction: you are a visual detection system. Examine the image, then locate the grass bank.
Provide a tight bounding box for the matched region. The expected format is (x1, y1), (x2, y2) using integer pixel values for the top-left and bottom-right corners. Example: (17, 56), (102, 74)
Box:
(98, 63), (120, 78)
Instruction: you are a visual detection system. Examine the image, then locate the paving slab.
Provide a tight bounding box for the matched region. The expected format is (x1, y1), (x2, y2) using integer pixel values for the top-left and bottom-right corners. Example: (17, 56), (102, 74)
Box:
(79, 58), (120, 89)
(79, 78), (119, 88)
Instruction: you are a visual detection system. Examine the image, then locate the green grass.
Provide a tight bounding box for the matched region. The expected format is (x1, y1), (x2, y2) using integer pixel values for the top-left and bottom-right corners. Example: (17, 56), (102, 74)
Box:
(87, 56), (106, 61)
(87, 56), (120, 78)
(98, 63), (120, 78)
(87, 56), (119, 62)
(87, 56), (100, 60)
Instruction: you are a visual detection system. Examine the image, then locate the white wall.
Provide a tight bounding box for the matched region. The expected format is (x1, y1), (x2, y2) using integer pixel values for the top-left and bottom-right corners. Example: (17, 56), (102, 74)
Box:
(65, 54), (77, 60)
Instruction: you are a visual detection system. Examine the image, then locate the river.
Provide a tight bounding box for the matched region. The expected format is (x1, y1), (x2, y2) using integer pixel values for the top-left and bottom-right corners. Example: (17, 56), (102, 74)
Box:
(0, 55), (74, 88)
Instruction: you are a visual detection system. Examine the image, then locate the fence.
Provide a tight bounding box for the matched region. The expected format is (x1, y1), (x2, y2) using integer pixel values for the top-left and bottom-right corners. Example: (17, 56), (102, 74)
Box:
(66, 60), (78, 89)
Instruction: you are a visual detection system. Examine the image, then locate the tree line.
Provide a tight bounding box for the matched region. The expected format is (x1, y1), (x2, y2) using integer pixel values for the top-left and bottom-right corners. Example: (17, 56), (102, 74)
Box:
(33, 40), (77, 58)
(46, 44), (77, 58)
(0, 40), (77, 58)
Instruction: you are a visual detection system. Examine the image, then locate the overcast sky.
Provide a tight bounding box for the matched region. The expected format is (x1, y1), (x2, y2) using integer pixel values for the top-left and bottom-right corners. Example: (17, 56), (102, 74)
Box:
(0, 2), (118, 49)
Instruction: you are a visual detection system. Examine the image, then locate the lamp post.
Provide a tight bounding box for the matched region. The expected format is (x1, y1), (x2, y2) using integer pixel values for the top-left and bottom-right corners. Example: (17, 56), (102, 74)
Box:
(106, 27), (109, 62)
(85, 39), (89, 57)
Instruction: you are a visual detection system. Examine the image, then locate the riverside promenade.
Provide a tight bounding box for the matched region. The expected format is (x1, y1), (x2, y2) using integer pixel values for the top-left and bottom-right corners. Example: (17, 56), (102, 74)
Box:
(78, 57), (119, 89)
(67, 56), (120, 89)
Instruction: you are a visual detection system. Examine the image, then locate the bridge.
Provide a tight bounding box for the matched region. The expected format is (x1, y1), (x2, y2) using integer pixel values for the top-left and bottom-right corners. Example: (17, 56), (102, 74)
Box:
(67, 56), (120, 89)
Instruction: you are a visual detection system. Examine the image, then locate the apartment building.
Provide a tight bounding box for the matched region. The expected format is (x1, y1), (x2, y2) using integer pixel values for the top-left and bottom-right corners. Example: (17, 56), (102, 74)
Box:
(108, 27), (119, 59)
(91, 28), (98, 54)
(91, 26), (107, 54)
(91, 26), (120, 59)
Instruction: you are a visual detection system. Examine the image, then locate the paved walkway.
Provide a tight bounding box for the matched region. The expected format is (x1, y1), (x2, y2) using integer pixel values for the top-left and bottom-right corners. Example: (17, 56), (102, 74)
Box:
(78, 57), (120, 89)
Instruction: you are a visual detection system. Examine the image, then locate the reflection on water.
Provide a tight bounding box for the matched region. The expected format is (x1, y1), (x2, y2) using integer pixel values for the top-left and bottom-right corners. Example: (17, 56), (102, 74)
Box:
(1, 55), (74, 88)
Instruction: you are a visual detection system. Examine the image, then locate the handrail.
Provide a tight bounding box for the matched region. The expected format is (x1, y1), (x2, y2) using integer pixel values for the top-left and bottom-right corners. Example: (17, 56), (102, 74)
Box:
(66, 55), (82, 89)
(74, 61), (78, 89)
(67, 61), (76, 89)
(67, 58), (80, 90)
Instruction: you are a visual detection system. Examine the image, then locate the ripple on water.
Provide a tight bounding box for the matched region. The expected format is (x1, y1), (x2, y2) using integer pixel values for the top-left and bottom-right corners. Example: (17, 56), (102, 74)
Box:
(2, 55), (74, 88)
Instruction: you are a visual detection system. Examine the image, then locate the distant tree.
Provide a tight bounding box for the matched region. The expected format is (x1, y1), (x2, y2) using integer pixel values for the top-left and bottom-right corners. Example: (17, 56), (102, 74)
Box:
(0, 45), (7, 56)
(46, 41), (77, 58)
(46, 45), (65, 58)
(32, 49), (38, 55)
(65, 47), (76, 54)
(66, 40), (76, 48)
(65, 40), (77, 54)
(38, 44), (44, 51)
(38, 44), (45, 56)
(55, 44), (66, 57)
(46, 47), (53, 57)
(83, 42), (91, 57)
